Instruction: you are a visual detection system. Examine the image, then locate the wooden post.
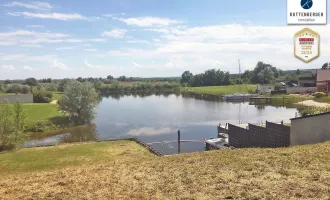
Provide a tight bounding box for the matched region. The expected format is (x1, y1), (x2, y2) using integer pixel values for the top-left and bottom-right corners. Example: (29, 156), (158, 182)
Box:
(178, 130), (181, 153)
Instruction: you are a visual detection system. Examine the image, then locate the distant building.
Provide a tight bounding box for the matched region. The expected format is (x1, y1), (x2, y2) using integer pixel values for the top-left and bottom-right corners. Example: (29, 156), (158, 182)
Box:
(316, 69), (330, 92)
(297, 77), (316, 87)
(256, 85), (274, 94)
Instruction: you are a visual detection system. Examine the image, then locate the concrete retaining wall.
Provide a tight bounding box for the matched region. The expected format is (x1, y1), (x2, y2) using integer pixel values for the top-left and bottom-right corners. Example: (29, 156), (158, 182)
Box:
(291, 113), (330, 146)
(286, 87), (317, 94)
(0, 94), (33, 103)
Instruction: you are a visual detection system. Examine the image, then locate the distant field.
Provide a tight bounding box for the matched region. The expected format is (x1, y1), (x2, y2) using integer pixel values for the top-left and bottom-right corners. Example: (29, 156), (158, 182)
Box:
(1, 140), (330, 199)
(181, 85), (257, 95)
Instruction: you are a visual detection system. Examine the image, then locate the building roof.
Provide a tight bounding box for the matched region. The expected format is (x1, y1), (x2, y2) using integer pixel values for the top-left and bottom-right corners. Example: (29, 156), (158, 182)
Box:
(317, 69), (330, 82)
(291, 111), (330, 121)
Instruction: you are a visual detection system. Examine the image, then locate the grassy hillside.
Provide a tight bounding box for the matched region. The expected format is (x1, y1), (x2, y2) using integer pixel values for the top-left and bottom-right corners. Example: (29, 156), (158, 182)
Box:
(181, 85), (257, 95)
(0, 140), (330, 199)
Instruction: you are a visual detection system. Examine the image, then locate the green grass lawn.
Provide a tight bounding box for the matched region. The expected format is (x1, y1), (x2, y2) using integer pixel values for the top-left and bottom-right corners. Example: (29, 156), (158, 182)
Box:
(1, 140), (330, 199)
(315, 96), (330, 103)
(52, 92), (63, 100)
(0, 103), (66, 130)
(21, 103), (62, 124)
(0, 140), (152, 173)
(181, 85), (257, 95)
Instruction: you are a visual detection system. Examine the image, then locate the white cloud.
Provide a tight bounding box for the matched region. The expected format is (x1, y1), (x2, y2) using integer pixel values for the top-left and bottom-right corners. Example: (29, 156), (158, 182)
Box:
(116, 17), (181, 27)
(0, 41), (16, 46)
(84, 59), (105, 70)
(4, 1), (52, 10)
(9, 12), (86, 20)
(126, 39), (150, 44)
(89, 38), (106, 42)
(0, 30), (104, 46)
(145, 28), (170, 34)
(83, 44), (91, 46)
(132, 61), (142, 67)
(0, 30), (68, 38)
(0, 54), (55, 62)
(26, 24), (45, 28)
(53, 60), (70, 70)
(20, 44), (42, 48)
(23, 66), (34, 70)
(101, 29), (127, 38)
(1, 65), (16, 70)
(84, 59), (93, 68)
(84, 48), (97, 52)
(55, 46), (74, 50)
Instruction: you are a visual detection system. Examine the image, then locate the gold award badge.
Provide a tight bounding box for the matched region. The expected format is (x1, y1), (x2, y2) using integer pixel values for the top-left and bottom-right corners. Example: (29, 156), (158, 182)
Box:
(294, 28), (320, 63)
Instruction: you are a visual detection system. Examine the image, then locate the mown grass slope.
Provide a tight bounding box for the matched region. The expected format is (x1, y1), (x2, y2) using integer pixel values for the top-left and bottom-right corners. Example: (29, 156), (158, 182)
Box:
(181, 85), (257, 96)
(1, 140), (330, 199)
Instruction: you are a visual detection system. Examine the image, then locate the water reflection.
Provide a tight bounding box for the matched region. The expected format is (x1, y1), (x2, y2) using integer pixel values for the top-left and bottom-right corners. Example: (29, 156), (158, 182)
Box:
(26, 93), (299, 154)
(59, 124), (99, 143)
(24, 124), (99, 147)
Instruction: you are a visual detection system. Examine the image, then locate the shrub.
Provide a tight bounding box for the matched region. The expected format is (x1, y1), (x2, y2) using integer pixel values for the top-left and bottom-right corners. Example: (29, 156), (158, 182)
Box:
(314, 92), (327, 98)
(28, 121), (57, 132)
(20, 85), (30, 94)
(0, 84), (5, 93)
(298, 106), (330, 117)
(6, 84), (21, 94)
(0, 100), (27, 150)
(33, 90), (53, 103)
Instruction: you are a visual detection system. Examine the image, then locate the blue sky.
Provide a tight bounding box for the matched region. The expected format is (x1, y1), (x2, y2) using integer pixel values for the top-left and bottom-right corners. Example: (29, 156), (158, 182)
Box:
(0, 0), (330, 79)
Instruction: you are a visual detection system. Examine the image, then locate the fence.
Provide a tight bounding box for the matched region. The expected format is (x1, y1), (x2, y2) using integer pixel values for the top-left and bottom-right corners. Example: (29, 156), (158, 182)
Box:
(0, 94), (33, 103)
(227, 121), (290, 148)
(286, 87), (317, 94)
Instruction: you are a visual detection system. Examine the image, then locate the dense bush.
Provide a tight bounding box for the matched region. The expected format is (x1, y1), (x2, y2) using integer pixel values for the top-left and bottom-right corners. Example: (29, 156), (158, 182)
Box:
(6, 84), (21, 94)
(99, 82), (180, 94)
(186, 69), (232, 87)
(0, 84), (5, 93)
(314, 92), (327, 98)
(27, 121), (57, 132)
(20, 85), (30, 94)
(298, 107), (330, 117)
(33, 90), (53, 103)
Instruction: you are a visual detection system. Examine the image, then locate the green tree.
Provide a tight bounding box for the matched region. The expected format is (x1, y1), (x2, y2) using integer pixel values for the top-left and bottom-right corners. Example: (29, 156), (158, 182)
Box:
(296, 69), (301, 75)
(24, 78), (38, 87)
(107, 75), (114, 80)
(4, 80), (11, 85)
(58, 81), (99, 124)
(58, 78), (72, 92)
(0, 99), (13, 148)
(8, 84), (21, 94)
(181, 71), (193, 84)
(10, 101), (27, 149)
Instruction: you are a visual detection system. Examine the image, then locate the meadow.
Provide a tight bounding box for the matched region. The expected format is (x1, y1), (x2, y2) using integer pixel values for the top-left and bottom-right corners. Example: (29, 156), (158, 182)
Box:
(0, 140), (330, 199)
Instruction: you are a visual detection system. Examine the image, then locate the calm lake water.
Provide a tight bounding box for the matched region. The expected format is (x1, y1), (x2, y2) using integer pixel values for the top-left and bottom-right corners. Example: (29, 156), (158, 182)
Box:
(25, 93), (299, 155)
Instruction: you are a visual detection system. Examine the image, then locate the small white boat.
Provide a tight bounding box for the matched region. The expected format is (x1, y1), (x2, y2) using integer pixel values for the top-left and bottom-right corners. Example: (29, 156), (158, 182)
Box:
(205, 137), (229, 150)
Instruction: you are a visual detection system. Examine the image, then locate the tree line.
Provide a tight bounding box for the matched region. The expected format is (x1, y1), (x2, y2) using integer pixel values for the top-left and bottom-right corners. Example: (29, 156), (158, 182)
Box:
(181, 61), (315, 87)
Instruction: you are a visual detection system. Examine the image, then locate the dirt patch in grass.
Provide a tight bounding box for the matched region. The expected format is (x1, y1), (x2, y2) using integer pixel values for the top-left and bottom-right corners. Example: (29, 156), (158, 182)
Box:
(1, 141), (330, 199)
